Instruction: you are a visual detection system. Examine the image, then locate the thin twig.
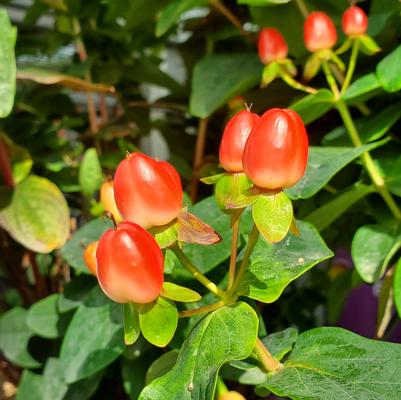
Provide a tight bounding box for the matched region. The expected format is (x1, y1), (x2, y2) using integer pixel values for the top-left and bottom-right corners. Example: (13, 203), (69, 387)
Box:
(294, 0), (309, 18)
(227, 216), (239, 291)
(178, 301), (225, 318)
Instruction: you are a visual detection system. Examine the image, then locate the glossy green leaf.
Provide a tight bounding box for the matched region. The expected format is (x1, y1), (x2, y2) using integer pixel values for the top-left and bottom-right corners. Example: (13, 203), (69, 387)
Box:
(257, 327), (401, 399)
(261, 327), (298, 361)
(161, 282), (201, 302)
(342, 72), (381, 103)
(79, 148), (103, 197)
(0, 10), (17, 118)
(290, 90), (334, 124)
(0, 175), (70, 253)
(145, 350), (179, 384)
(16, 370), (44, 400)
(239, 221), (333, 303)
(286, 143), (383, 200)
(352, 221), (401, 283)
(61, 218), (112, 273)
(139, 302), (258, 400)
(156, 0), (208, 37)
(190, 53), (262, 118)
(27, 294), (68, 339)
(60, 287), (124, 383)
(323, 103), (401, 146)
(394, 258), (401, 318)
(0, 307), (40, 368)
(124, 303), (140, 345)
(252, 192), (293, 243)
(377, 44), (401, 92)
(305, 184), (374, 232)
(139, 296), (178, 347)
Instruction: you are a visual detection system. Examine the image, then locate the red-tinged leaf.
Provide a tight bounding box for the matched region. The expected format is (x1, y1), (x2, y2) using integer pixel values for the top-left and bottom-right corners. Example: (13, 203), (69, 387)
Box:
(176, 210), (222, 245)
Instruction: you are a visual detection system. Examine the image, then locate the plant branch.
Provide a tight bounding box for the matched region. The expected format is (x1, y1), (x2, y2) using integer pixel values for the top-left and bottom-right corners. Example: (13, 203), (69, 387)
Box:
(229, 223), (259, 297)
(178, 300), (226, 318)
(279, 68), (317, 94)
(0, 138), (14, 187)
(254, 338), (282, 373)
(336, 99), (401, 219)
(341, 39), (360, 95)
(171, 243), (227, 299)
(210, 0), (254, 43)
(322, 61), (341, 99)
(294, 0), (309, 18)
(190, 118), (209, 202)
(227, 216), (240, 291)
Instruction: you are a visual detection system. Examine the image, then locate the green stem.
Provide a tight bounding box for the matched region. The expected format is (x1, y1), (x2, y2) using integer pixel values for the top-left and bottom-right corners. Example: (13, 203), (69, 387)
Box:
(279, 69), (317, 94)
(336, 100), (401, 220)
(178, 300), (226, 318)
(322, 61), (341, 100)
(229, 223), (259, 297)
(341, 39), (360, 95)
(171, 243), (227, 299)
(294, 0), (309, 18)
(254, 338), (282, 373)
(227, 216), (239, 291)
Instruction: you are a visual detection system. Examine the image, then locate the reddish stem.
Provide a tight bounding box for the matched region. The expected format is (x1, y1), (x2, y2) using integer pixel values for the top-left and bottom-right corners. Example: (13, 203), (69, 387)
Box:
(0, 139), (14, 187)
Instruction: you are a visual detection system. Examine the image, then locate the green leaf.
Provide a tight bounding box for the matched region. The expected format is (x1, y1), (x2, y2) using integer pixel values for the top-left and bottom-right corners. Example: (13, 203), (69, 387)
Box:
(394, 257), (401, 318)
(0, 133), (32, 184)
(145, 350), (179, 384)
(139, 302), (258, 400)
(60, 286), (124, 383)
(290, 89), (334, 125)
(239, 221), (333, 303)
(0, 10), (16, 118)
(376, 151), (401, 197)
(27, 294), (68, 339)
(16, 370), (44, 400)
(305, 184), (374, 232)
(161, 282), (201, 302)
(377, 44), (401, 92)
(190, 53), (262, 118)
(61, 218), (112, 273)
(124, 303), (140, 345)
(252, 192), (293, 243)
(0, 175), (70, 253)
(286, 143), (384, 200)
(79, 148), (103, 197)
(352, 221), (401, 283)
(359, 34), (381, 55)
(261, 327), (298, 361)
(0, 307), (40, 368)
(323, 103), (401, 146)
(257, 327), (401, 399)
(139, 296), (178, 347)
(342, 72), (381, 103)
(156, 0), (208, 37)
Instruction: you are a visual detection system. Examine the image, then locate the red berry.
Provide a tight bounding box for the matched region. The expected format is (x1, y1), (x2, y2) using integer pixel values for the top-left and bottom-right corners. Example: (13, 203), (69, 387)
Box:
(219, 110), (260, 172)
(304, 12), (337, 52)
(96, 222), (164, 304)
(84, 241), (98, 276)
(100, 180), (122, 223)
(113, 153), (182, 228)
(258, 28), (288, 64)
(243, 108), (308, 189)
(342, 6), (368, 37)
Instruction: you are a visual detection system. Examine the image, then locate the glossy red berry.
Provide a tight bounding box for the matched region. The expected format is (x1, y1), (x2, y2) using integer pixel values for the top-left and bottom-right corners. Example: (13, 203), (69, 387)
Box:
(113, 153), (182, 229)
(219, 110), (260, 172)
(258, 28), (288, 64)
(84, 241), (98, 276)
(96, 222), (164, 304)
(243, 108), (308, 189)
(342, 6), (368, 37)
(100, 180), (122, 223)
(304, 12), (337, 52)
